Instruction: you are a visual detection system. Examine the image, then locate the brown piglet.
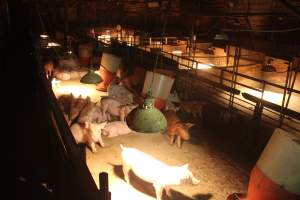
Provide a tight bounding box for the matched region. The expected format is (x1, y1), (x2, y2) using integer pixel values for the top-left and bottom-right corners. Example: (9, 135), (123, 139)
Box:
(163, 110), (194, 148)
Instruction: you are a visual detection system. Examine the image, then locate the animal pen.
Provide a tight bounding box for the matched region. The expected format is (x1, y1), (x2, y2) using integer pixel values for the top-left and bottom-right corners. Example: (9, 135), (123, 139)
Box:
(34, 31), (300, 200)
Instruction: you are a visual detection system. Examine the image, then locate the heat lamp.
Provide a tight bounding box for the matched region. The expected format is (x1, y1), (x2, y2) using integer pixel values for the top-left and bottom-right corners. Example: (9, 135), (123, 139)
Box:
(126, 92), (167, 133)
(80, 68), (102, 84)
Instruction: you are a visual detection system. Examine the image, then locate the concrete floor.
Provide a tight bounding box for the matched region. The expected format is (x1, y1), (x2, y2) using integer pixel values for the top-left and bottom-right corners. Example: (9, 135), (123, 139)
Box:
(54, 78), (255, 200)
(86, 126), (251, 200)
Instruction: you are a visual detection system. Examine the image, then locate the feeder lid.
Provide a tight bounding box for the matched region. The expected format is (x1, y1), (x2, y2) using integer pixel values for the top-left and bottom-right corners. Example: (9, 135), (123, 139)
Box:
(126, 92), (167, 133)
(80, 69), (102, 84)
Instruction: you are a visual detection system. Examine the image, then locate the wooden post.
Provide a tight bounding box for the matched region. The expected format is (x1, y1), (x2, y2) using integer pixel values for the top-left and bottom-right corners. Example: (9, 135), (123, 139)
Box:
(99, 172), (111, 200)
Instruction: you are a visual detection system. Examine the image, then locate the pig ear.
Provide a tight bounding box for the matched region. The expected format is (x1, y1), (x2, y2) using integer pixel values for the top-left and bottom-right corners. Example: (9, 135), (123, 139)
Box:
(185, 123), (194, 129)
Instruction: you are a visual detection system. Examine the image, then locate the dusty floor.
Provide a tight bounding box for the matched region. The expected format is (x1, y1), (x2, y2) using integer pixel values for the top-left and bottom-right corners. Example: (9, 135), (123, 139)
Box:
(86, 124), (253, 200)
(54, 78), (256, 200)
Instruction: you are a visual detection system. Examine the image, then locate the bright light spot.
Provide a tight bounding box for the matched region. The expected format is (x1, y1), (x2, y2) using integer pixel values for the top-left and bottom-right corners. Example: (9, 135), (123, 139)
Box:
(110, 181), (154, 200)
(51, 78), (61, 91)
(193, 62), (213, 69)
(47, 42), (61, 48)
(172, 50), (182, 54)
(40, 34), (49, 39)
(55, 85), (93, 98)
(68, 50), (73, 54)
(98, 35), (111, 43)
(243, 89), (283, 104)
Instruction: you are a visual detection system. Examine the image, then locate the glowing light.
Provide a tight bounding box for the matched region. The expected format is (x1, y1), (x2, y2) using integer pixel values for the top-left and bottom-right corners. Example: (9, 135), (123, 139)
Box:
(127, 35), (134, 46)
(243, 89), (283, 104)
(47, 42), (61, 48)
(40, 34), (49, 39)
(110, 181), (154, 200)
(172, 50), (182, 54)
(97, 35), (111, 43)
(193, 62), (214, 69)
(51, 78), (61, 91)
(54, 85), (92, 98)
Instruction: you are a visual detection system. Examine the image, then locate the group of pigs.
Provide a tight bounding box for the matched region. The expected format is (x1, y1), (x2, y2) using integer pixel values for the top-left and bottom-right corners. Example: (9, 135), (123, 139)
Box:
(57, 82), (138, 153)
(57, 77), (209, 152)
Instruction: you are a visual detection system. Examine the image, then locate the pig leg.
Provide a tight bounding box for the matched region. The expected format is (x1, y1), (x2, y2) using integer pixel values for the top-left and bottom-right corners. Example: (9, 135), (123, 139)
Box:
(88, 140), (97, 153)
(97, 136), (105, 147)
(153, 184), (164, 200)
(106, 112), (111, 121)
(119, 107), (125, 121)
(165, 186), (172, 198)
(177, 135), (182, 148)
(188, 171), (200, 185)
(168, 134), (175, 145)
(122, 163), (131, 183)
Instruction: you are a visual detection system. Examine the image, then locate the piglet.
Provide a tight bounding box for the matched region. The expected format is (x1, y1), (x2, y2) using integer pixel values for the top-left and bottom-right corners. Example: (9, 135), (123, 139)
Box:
(164, 110), (194, 148)
(119, 103), (138, 121)
(102, 121), (132, 137)
(107, 82), (133, 105)
(78, 102), (110, 124)
(70, 95), (90, 123)
(100, 96), (123, 117)
(121, 145), (200, 200)
(57, 93), (74, 125)
(70, 121), (107, 153)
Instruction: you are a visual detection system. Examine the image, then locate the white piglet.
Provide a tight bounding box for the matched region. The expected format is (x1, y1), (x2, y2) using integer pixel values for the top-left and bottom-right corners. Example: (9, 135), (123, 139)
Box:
(70, 122), (107, 153)
(120, 145), (200, 200)
(102, 121), (132, 138)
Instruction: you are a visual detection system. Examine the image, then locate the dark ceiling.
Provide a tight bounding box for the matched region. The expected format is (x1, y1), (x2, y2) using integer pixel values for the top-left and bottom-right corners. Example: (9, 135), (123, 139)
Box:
(38, 0), (300, 58)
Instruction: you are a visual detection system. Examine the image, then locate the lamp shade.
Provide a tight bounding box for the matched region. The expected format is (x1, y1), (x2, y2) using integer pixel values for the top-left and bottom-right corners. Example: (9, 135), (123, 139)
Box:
(80, 69), (102, 84)
(126, 94), (167, 133)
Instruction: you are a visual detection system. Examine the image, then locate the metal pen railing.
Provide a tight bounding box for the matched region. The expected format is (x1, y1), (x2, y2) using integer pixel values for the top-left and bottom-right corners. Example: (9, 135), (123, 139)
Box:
(97, 36), (300, 134)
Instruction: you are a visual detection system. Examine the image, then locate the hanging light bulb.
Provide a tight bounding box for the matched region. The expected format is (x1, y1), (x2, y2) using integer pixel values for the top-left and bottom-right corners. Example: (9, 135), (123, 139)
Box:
(126, 92), (167, 133)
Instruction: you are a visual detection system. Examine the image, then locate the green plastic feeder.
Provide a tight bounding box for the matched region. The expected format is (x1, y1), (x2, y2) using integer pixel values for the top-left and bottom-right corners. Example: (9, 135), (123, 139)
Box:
(80, 69), (102, 84)
(126, 94), (167, 133)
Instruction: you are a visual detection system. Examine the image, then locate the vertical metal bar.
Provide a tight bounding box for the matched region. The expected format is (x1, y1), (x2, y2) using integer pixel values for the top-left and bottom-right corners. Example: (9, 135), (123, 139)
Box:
(220, 69), (224, 84)
(285, 71), (297, 110)
(279, 63), (292, 127)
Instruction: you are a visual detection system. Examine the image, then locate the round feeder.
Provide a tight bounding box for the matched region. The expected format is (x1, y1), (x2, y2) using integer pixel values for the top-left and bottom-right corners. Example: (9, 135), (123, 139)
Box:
(96, 53), (122, 91)
(228, 128), (300, 200)
(80, 69), (102, 84)
(142, 70), (174, 110)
